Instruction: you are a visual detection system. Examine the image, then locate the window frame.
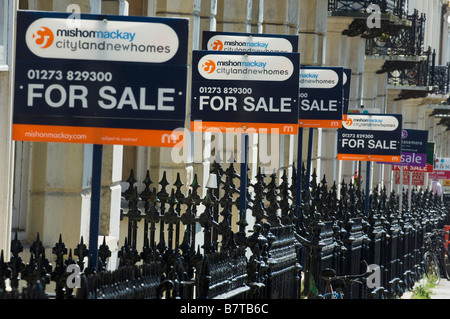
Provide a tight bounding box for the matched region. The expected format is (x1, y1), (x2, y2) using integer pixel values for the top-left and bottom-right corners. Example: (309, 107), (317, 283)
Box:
(0, 0), (13, 70)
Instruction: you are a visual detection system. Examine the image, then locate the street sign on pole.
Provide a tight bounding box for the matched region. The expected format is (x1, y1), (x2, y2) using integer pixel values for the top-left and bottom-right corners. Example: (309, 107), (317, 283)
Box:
(299, 66), (344, 128)
(14, 10), (189, 270)
(381, 129), (428, 167)
(337, 114), (402, 162)
(190, 50), (300, 135)
(13, 11), (189, 147)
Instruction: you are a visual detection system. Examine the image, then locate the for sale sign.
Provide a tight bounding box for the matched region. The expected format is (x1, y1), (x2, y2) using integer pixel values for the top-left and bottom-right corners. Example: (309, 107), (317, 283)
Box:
(13, 11), (189, 147)
(434, 158), (450, 171)
(337, 114), (402, 162)
(382, 129), (428, 167)
(298, 66), (344, 128)
(394, 171), (425, 186)
(399, 129), (428, 167)
(429, 158), (450, 179)
(392, 164), (432, 173)
(190, 50), (300, 134)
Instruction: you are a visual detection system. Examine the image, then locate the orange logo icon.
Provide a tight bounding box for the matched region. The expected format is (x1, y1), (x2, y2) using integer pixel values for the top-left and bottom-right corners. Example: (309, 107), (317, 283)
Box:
(211, 40), (224, 51)
(32, 27), (54, 49)
(202, 60), (216, 74)
(345, 118), (353, 126)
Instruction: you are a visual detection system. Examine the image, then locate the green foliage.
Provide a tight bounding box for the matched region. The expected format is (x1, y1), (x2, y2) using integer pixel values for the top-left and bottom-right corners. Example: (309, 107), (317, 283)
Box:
(411, 285), (431, 299)
(411, 278), (435, 299)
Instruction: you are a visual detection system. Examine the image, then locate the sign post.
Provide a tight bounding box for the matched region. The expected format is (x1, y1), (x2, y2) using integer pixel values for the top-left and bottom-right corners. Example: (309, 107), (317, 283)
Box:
(14, 11), (189, 147)
(89, 144), (103, 268)
(380, 129), (428, 209)
(191, 51), (300, 133)
(14, 11), (189, 269)
(299, 66), (344, 128)
(337, 114), (403, 214)
(299, 66), (344, 194)
(191, 50), (300, 216)
(429, 158), (450, 179)
(200, 31), (300, 214)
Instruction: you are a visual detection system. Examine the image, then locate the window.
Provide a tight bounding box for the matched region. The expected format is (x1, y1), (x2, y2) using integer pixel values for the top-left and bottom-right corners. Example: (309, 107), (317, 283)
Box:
(0, 0), (9, 67)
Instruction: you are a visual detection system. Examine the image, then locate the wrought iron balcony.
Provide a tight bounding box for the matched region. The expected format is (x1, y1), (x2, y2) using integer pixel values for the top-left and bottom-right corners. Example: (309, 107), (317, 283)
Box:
(381, 48), (443, 100)
(328, 1), (411, 39)
(384, 51), (450, 100)
(365, 9), (425, 57)
(432, 63), (450, 96)
(384, 48), (432, 85)
(328, 0), (408, 19)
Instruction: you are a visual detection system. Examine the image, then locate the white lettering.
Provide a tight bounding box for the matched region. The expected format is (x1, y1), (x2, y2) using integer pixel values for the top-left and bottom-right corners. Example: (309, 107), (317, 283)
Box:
(139, 87), (155, 110)
(98, 86), (117, 109)
(45, 84), (67, 108)
(342, 138), (364, 148)
(69, 85), (88, 108)
(280, 98), (292, 112)
(117, 87), (138, 110)
(301, 99), (338, 111)
(27, 84), (44, 106)
(157, 88), (175, 111)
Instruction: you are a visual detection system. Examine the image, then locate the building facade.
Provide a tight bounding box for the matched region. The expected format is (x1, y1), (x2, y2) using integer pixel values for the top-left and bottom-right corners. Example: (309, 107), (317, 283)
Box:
(1, 0), (449, 265)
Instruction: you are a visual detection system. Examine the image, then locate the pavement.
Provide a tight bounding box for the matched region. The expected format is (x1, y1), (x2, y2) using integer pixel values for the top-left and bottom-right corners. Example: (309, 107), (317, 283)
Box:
(402, 277), (450, 299)
(429, 278), (450, 299)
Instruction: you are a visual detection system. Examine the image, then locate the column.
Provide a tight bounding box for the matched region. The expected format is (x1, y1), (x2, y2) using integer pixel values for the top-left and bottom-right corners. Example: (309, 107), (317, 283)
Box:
(297, 0), (328, 184)
(0, 69), (14, 257)
(260, 0), (300, 180)
(27, 143), (90, 249)
(21, 1), (123, 267)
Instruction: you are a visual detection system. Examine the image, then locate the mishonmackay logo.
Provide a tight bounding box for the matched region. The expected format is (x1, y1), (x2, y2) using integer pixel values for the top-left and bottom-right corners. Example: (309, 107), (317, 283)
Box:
(56, 27), (137, 42)
(30, 26), (159, 54)
(25, 18), (181, 63)
(211, 40), (224, 51)
(197, 54), (294, 81)
(202, 60), (216, 74)
(32, 26), (55, 48)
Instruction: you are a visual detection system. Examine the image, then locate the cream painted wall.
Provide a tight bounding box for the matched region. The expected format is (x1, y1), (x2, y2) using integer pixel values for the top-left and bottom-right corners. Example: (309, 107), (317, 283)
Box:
(0, 0), (15, 259)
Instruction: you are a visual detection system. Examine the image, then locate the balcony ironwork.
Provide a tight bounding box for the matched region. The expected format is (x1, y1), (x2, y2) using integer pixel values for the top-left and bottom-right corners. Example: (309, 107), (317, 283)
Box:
(328, 0), (411, 39)
(382, 48), (432, 84)
(379, 48), (441, 100)
(365, 9), (425, 57)
(432, 63), (450, 96)
(328, 0), (408, 19)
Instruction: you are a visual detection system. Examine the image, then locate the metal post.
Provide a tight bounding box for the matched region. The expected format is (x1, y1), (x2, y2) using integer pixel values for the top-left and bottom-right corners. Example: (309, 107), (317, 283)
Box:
(365, 161), (371, 214)
(239, 134), (249, 228)
(87, 0), (103, 271)
(89, 144), (103, 270)
(296, 127), (303, 213)
(399, 166), (403, 213)
(306, 128), (314, 190)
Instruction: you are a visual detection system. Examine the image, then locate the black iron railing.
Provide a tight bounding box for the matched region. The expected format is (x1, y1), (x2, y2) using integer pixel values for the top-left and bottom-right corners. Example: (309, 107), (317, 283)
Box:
(0, 161), (448, 299)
